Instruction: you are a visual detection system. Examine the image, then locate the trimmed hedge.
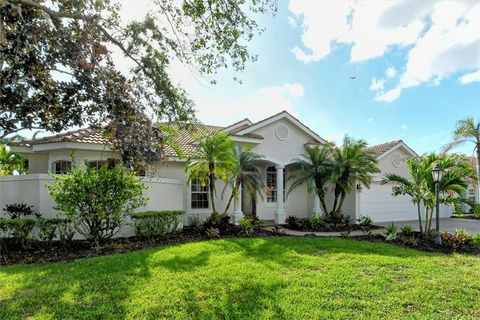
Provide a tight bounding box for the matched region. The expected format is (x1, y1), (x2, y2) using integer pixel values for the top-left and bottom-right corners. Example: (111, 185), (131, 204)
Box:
(130, 211), (184, 240)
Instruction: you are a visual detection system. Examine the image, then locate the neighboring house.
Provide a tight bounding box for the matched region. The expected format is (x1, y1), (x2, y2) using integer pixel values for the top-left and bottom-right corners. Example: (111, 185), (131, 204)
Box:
(467, 157), (479, 204)
(1, 111), (452, 226)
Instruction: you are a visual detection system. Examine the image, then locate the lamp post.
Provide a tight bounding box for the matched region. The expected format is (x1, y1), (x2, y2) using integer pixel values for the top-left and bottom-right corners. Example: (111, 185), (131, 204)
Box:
(432, 165), (444, 244)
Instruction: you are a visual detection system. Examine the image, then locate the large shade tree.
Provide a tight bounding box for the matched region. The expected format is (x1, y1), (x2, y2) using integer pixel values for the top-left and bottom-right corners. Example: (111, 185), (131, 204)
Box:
(185, 132), (235, 216)
(444, 117), (480, 202)
(0, 0), (276, 163)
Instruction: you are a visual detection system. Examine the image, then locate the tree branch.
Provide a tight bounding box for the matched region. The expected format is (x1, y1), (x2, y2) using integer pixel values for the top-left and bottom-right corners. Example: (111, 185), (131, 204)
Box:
(6, 0), (98, 21)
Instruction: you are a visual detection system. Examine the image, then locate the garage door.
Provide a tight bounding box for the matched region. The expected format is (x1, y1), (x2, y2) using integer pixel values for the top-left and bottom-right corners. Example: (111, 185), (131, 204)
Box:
(360, 182), (418, 222)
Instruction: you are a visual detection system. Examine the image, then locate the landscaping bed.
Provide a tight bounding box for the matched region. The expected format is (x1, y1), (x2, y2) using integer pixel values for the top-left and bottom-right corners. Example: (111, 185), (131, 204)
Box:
(0, 226), (272, 266)
(283, 214), (382, 233)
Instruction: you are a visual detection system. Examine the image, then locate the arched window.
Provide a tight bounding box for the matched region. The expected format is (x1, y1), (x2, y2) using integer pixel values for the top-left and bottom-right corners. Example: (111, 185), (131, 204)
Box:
(52, 161), (72, 174)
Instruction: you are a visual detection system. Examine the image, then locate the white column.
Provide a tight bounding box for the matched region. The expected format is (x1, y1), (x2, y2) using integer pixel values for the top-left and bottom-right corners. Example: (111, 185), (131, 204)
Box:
(312, 194), (322, 216)
(274, 165), (286, 224)
(233, 183), (243, 225)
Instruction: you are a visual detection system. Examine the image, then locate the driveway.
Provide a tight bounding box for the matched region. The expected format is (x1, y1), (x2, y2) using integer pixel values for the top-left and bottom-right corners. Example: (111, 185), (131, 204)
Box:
(377, 218), (480, 235)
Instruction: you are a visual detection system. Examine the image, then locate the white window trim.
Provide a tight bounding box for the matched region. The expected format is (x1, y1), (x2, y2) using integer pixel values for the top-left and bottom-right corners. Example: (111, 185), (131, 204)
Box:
(264, 165), (288, 208)
(189, 178), (211, 211)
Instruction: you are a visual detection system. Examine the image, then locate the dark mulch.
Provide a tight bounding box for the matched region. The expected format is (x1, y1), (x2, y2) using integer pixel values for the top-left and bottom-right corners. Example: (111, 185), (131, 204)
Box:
(351, 232), (480, 255)
(285, 224), (382, 233)
(0, 228), (273, 266)
(451, 214), (479, 220)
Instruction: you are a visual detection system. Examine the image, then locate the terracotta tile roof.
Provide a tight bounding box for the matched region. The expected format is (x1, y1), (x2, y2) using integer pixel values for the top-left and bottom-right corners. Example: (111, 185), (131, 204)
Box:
(9, 128), (110, 147)
(10, 123), (264, 159)
(367, 140), (403, 157)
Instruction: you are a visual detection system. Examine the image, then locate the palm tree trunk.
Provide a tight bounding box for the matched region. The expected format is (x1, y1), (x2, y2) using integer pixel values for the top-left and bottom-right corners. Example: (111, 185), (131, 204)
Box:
(416, 202), (423, 235)
(223, 192), (234, 214)
(332, 185), (341, 213)
(209, 172), (217, 214)
(337, 191), (346, 214)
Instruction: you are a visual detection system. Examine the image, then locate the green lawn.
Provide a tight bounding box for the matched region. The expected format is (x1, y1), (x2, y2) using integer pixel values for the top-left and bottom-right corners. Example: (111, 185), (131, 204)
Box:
(1, 237), (480, 319)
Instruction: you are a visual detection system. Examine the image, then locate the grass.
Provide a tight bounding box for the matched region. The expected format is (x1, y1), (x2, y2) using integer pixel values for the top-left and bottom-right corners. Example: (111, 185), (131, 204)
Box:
(2, 237), (480, 319)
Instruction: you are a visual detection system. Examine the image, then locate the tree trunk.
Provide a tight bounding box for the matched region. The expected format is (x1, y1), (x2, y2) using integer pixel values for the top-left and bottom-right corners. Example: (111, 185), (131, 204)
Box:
(209, 172), (216, 214)
(332, 185), (341, 213)
(337, 191), (346, 214)
(223, 192), (234, 214)
(416, 202), (423, 235)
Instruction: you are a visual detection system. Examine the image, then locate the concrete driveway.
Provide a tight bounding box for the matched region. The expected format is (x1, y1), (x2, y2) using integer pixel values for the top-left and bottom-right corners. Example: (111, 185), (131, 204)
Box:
(377, 218), (480, 235)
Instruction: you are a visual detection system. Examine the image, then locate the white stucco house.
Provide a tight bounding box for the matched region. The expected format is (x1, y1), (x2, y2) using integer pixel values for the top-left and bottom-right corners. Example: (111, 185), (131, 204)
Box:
(1, 111), (452, 225)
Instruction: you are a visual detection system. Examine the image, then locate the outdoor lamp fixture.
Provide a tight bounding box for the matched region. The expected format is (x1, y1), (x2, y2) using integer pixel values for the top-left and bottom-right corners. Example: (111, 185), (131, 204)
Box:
(356, 184), (363, 192)
(432, 165), (444, 244)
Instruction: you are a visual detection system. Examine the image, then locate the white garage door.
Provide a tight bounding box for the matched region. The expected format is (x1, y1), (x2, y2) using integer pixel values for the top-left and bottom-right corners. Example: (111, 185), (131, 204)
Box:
(360, 182), (417, 222)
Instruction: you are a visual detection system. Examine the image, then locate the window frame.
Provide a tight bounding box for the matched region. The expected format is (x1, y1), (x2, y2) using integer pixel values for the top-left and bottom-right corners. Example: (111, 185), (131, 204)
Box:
(52, 160), (72, 175)
(190, 177), (209, 210)
(266, 166), (286, 203)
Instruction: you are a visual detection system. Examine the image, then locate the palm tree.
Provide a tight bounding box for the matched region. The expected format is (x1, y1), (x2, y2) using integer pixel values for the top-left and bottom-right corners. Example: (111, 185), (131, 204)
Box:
(185, 132), (235, 215)
(383, 157), (429, 234)
(0, 134), (25, 144)
(288, 144), (334, 215)
(0, 144), (27, 176)
(222, 146), (265, 214)
(384, 153), (475, 236)
(331, 136), (380, 219)
(444, 117), (480, 201)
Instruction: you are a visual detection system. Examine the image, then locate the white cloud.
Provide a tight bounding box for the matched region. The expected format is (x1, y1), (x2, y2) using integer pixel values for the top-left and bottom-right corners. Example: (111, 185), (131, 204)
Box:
(459, 70), (480, 84)
(287, 16), (297, 28)
(386, 67), (397, 78)
(401, 124), (408, 130)
(289, 0), (480, 101)
(370, 78), (384, 91)
(367, 118), (374, 123)
(194, 83), (304, 125)
(374, 88), (402, 102)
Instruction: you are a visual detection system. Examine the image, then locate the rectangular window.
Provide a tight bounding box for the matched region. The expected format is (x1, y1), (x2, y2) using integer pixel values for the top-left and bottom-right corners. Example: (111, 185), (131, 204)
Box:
(468, 188), (476, 202)
(191, 177), (209, 209)
(266, 166), (286, 203)
(53, 161), (71, 174)
(88, 160), (107, 170)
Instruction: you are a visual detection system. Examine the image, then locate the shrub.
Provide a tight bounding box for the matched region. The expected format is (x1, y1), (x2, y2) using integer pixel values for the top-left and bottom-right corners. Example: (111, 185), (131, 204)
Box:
(357, 215), (373, 228)
(186, 214), (203, 234)
(441, 228), (472, 250)
(57, 219), (75, 245)
(48, 164), (147, 244)
(237, 217), (265, 237)
(0, 218), (36, 247)
(206, 227), (220, 239)
(130, 211), (183, 240)
(204, 212), (231, 231)
(399, 225), (414, 236)
(3, 203), (40, 219)
(286, 215), (302, 229)
(36, 218), (69, 244)
(472, 233), (480, 247)
(306, 215), (324, 231)
(383, 223), (398, 241)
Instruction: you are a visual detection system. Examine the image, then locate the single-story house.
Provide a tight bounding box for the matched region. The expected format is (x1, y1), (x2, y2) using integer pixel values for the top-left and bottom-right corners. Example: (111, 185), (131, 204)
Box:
(1, 111), (452, 225)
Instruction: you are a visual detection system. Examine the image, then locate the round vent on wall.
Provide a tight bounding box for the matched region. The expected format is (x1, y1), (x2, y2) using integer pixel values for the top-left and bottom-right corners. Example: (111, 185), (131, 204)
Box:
(275, 125), (289, 141)
(391, 152), (403, 168)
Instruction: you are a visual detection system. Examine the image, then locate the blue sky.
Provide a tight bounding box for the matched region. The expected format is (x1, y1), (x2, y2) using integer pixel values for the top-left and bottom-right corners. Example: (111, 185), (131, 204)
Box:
(173, 0), (480, 156)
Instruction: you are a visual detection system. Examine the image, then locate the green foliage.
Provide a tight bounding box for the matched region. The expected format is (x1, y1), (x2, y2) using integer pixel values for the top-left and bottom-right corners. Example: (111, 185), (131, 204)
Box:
(205, 227), (220, 239)
(36, 218), (61, 244)
(288, 144), (334, 215)
(186, 214), (203, 234)
(286, 215), (303, 229)
(185, 132), (236, 214)
(0, 218), (36, 247)
(383, 223), (399, 242)
(400, 225), (414, 236)
(306, 215), (325, 231)
(130, 211), (183, 241)
(356, 215), (373, 227)
(441, 229), (472, 250)
(2, 202), (39, 219)
(471, 233), (480, 247)
(222, 145), (264, 214)
(238, 217), (265, 236)
(0, 144), (27, 175)
(48, 164), (147, 244)
(56, 219), (75, 245)
(1, 0), (274, 163)
(204, 212), (231, 231)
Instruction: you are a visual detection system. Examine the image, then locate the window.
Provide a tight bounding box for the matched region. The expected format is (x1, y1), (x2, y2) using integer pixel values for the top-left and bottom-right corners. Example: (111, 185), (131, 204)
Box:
(266, 166), (286, 203)
(52, 161), (71, 174)
(191, 177), (209, 209)
(88, 160), (107, 170)
(468, 188), (476, 203)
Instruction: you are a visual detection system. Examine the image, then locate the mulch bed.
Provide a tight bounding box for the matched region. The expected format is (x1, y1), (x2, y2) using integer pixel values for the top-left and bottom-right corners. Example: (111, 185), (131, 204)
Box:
(351, 232), (480, 255)
(451, 214), (479, 220)
(1, 228), (273, 266)
(285, 224), (383, 233)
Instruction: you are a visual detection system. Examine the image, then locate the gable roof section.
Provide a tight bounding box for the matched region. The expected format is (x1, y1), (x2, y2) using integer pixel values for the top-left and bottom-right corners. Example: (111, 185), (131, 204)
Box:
(367, 140), (418, 159)
(235, 111), (326, 143)
(223, 118), (253, 133)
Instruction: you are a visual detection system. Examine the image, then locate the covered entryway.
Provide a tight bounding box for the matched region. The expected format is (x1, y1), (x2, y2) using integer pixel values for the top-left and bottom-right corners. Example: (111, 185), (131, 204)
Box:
(360, 181), (418, 222)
